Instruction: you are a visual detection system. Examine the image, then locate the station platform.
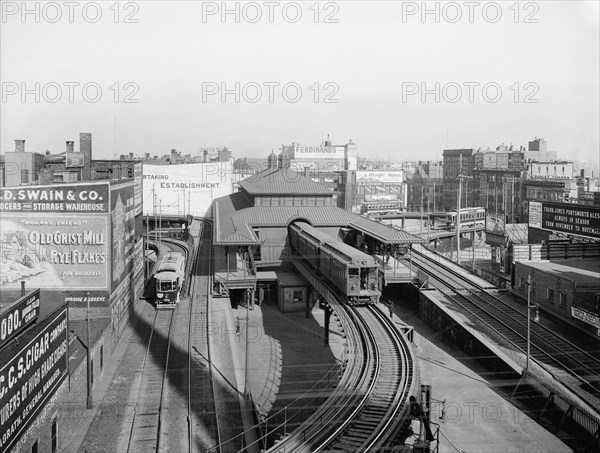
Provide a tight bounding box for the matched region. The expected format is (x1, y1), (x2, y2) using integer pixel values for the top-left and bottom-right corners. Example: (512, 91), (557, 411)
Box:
(373, 255), (416, 284)
(389, 297), (572, 453)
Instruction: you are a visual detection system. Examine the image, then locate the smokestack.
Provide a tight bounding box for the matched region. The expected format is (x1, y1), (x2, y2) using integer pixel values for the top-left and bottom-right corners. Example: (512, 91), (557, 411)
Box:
(15, 139), (25, 152)
(203, 149), (208, 163)
(66, 141), (74, 153)
(80, 133), (92, 179)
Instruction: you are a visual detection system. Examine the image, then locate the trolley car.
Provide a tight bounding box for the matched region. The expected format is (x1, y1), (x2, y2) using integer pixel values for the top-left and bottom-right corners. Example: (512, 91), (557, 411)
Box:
(446, 207), (486, 230)
(154, 251), (186, 308)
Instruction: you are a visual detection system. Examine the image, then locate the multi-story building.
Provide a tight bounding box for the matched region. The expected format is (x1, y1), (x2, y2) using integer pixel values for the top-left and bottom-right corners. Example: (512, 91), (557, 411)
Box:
(2, 140), (47, 186)
(442, 148), (474, 211)
(472, 146), (526, 222)
(406, 161), (443, 212)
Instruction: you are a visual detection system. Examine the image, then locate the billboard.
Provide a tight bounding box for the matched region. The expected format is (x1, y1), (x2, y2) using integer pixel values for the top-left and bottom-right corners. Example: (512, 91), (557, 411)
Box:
(0, 183), (109, 214)
(0, 307), (68, 452)
(111, 182), (140, 293)
(289, 160), (343, 172)
(0, 290), (40, 349)
(142, 162), (234, 216)
(0, 212), (109, 290)
(134, 163), (143, 216)
(356, 171), (404, 183)
(528, 201), (600, 240)
(290, 144), (345, 160)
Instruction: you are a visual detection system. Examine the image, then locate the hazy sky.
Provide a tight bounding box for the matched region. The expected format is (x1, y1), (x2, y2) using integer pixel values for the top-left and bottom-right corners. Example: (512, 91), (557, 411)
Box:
(1, 1), (599, 164)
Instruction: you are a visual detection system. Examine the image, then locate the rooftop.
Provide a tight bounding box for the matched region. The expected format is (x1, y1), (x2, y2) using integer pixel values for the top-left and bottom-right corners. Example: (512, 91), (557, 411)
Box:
(238, 168), (333, 195)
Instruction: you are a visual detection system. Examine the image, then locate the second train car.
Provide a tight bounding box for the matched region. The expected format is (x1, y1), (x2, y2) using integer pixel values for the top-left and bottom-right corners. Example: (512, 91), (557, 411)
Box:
(288, 221), (380, 305)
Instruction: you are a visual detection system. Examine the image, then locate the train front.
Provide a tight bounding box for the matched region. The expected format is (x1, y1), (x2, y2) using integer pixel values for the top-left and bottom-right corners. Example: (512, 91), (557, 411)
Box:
(347, 258), (380, 305)
(154, 270), (180, 305)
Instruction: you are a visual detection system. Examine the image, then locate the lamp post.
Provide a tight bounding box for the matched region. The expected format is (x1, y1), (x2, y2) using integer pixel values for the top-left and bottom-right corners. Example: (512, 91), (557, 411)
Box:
(525, 275), (539, 374)
(86, 291), (93, 409)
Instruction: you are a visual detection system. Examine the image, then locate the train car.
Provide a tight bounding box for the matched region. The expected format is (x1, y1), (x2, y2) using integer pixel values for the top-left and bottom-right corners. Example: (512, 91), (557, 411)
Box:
(288, 222), (380, 305)
(154, 251), (186, 308)
(446, 207), (486, 230)
(361, 200), (403, 216)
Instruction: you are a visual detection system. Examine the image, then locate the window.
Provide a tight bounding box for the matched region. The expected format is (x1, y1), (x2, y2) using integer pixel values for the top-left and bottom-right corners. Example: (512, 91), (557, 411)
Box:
(32, 441), (38, 453)
(349, 268), (359, 276)
(52, 418), (58, 453)
(100, 345), (104, 371)
(546, 288), (554, 303)
(559, 292), (567, 308)
(292, 290), (303, 303)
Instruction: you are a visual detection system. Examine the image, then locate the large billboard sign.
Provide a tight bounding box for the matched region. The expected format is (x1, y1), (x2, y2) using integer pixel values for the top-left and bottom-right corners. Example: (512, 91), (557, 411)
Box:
(0, 290), (40, 349)
(290, 144), (346, 160)
(111, 182), (139, 293)
(528, 201), (600, 240)
(0, 183), (109, 213)
(0, 214), (109, 290)
(142, 162), (233, 216)
(0, 307), (68, 452)
(356, 171), (404, 184)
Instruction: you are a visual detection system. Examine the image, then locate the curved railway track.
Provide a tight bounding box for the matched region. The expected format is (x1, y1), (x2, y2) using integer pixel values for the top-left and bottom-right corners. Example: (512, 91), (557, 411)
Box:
(268, 258), (417, 452)
(316, 304), (415, 452)
(409, 244), (600, 404)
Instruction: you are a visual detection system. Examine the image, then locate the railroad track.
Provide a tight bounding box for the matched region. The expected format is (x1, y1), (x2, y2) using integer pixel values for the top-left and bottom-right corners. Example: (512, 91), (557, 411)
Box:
(316, 304), (415, 452)
(126, 309), (175, 452)
(268, 258), (417, 452)
(409, 244), (600, 404)
(188, 220), (222, 452)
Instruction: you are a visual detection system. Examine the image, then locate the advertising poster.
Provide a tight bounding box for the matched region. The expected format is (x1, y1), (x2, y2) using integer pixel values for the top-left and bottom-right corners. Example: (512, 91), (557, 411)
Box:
(142, 162), (233, 216)
(0, 290), (40, 348)
(111, 182), (138, 293)
(356, 171), (404, 183)
(0, 307), (68, 452)
(0, 214), (109, 290)
(529, 201), (600, 240)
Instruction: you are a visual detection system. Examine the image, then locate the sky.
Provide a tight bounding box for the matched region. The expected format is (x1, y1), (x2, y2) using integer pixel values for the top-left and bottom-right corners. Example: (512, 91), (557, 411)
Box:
(1, 1), (599, 165)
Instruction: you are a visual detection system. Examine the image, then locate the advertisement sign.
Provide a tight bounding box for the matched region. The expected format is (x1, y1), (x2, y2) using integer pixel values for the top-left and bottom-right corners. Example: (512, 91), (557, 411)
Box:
(0, 290), (40, 349)
(0, 214), (109, 290)
(528, 201), (542, 229)
(0, 183), (109, 214)
(142, 162), (233, 216)
(290, 144), (345, 160)
(111, 182), (139, 293)
(0, 307), (68, 452)
(483, 152), (497, 168)
(356, 171), (404, 184)
(289, 160), (342, 172)
(134, 163), (143, 216)
(496, 153), (509, 169)
(528, 201), (600, 240)
(571, 306), (600, 329)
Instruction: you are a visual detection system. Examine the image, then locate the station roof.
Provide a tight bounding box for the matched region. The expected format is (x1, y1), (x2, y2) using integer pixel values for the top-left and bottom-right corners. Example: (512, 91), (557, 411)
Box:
(214, 192), (425, 246)
(238, 168), (333, 195)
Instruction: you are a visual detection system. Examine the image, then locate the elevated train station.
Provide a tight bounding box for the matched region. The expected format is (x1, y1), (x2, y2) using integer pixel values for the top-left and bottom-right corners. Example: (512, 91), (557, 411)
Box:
(212, 166), (425, 311)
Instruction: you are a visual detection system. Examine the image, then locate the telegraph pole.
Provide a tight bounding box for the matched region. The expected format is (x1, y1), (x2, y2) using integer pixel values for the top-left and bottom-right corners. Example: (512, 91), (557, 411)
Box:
(456, 156), (462, 264)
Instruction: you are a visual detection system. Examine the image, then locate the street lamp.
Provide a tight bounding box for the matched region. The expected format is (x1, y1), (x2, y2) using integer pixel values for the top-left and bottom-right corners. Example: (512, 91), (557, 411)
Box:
(525, 275), (540, 374)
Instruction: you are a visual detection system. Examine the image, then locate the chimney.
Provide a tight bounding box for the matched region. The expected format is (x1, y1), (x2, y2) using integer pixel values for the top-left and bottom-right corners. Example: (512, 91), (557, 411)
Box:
(15, 139), (25, 152)
(129, 152), (134, 159)
(203, 149), (209, 163)
(80, 133), (92, 179)
(66, 141), (74, 153)
(145, 153), (150, 159)
(304, 166), (310, 178)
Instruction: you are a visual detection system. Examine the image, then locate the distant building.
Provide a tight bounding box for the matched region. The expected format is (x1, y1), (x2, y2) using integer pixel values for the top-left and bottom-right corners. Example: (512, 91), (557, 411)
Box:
(406, 161), (443, 212)
(442, 148), (474, 211)
(3, 140), (46, 186)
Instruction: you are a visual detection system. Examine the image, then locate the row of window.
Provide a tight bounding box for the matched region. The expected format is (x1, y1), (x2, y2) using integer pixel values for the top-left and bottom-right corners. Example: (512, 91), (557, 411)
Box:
(255, 196), (332, 207)
(519, 277), (567, 309)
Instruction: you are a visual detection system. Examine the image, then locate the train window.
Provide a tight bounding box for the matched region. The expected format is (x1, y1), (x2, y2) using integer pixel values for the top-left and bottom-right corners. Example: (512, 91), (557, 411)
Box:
(349, 268), (359, 276)
(559, 292), (567, 308)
